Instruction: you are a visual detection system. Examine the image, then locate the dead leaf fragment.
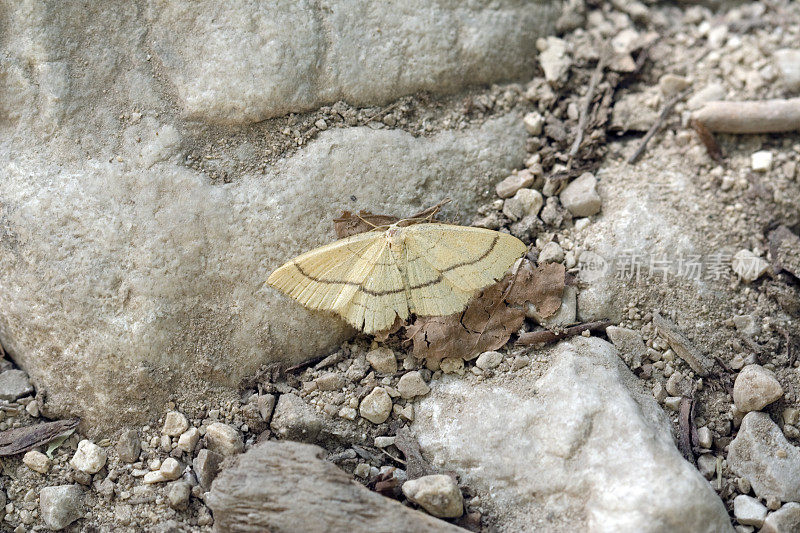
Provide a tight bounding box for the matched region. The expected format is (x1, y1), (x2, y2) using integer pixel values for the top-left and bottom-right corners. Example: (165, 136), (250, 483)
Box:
(508, 261), (566, 318)
(333, 211), (399, 238)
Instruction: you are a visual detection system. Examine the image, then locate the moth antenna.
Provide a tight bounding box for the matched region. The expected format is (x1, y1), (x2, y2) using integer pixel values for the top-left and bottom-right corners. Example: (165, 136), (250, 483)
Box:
(355, 213), (380, 229)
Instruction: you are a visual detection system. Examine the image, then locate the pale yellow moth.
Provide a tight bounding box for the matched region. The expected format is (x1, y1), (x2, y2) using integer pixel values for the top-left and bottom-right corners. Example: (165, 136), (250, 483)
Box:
(267, 222), (527, 334)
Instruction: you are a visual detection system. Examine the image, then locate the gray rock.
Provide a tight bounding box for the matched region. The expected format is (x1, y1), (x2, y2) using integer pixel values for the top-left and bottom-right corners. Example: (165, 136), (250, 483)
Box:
(774, 49), (800, 92)
(315, 372), (345, 391)
(146, 2), (558, 123)
(560, 173), (601, 217)
(205, 422), (243, 457)
(761, 502), (800, 533)
(732, 250), (770, 282)
(610, 92), (659, 132)
(0, 110), (527, 434)
(206, 441), (463, 532)
(167, 481), (191, 511)
(503, 188), (543, 221)
(162, 411), (189, 437)
(538, 37), (571, 84)
(366, 347), (397, 375)
(270, 393), (323, 443)
(496, 169), (537, 199)
(413, 337), (733, 532)
(538, 242), (564, 264)
(397, 371), (430, 399)
(606, 326), (647, 370)
(194, 448), (224, 490)
(39, 485), (84, 531)
(728, 412), (800, 502)
(0, 369), (33, 401)
(733, 495), (767, 527)
(402, 474), (464, 518)
(733, 365), (784, 413)
(475, 351), (503, 370)
(116, 429), (141, 463)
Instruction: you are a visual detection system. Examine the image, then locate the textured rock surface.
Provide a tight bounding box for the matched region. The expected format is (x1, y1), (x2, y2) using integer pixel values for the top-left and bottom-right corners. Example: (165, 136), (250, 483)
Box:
(728, 412), (800, 502)
(733, 364), (784, 413)
(0, 115), (526, 433)
(146, 1), (559, 124)
(206, 441), (463, 532)
(413, 337), (733, 533)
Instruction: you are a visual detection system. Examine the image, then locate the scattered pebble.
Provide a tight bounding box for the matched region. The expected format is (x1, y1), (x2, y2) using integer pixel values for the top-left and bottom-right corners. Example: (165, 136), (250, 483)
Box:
(666, 371), (692, 398)
(397, 371), (430, 399)
(606, 326), (646, 370)
(39, 485), (84, 531)
(537, 36), (571, 84)
(23, 450), (51, 474)
(270, 393), (323, 442)
(696, 454), (717, 480)
(728, 412), (800, 501)
(751, 150), (773, 172)
(733, 495), (767, 528)
(733, 315), (760, 337)
(374, 436), (396, 448)
(315, 372), (345, 391)
(733, 364), (784, 412)
(559, 173), (601, 217)
(731, 250), (770, 282)
(116, 429), (141, 463)
(70, 440), (107, 474)
(761, 502), (800, 533)
(697, 426), (713, 449)
(475, 351), (503, 370)
(502, 188), (543, 221)
(538, 242), (564, 264)
(359, 387), (392, 424)
(0, 369), (34, 401)
(167, 481), (191, 511)
(354, 463), (371, 478)
(774, 49), (800, 91)
(205, 422), (244, 456)
(401, 474), (464, 518)
(177, 427), (200, 453)
(194, 448), (224, 489)
(366, 347), (398, 374)
(658, 74), (691, 97)
(496, 169), (537, 199)
(523, 111), (544, 135)
(439, 357), (465, 375)
(162, 411), (189, 437)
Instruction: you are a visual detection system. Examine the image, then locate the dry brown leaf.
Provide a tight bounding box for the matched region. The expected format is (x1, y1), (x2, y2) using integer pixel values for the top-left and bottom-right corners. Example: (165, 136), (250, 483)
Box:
(406, 259), (566, 361)
(333, 211), (399, 238)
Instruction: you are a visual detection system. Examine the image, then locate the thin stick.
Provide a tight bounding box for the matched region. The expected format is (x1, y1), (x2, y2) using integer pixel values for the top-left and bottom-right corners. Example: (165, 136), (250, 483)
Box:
(628, 89), (688, 164)
(516, 319), (612, 346)
(569, 56), (606, 162)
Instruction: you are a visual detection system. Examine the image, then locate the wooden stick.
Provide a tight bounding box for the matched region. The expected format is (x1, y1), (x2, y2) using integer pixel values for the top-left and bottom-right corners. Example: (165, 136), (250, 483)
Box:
(628, 90), (688, 164)
(692, 98), (800, 133)
(569, 56), (606, 161)
(516, 319), (612, 346)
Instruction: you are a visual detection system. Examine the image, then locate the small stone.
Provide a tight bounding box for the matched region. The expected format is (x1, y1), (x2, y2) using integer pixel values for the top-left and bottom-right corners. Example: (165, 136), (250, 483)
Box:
(345, 355), (370, 382)
(666, 371), (692, 397)
(162, 411), (189, 437)
(397, 371), (430, 399)
(733, 315), (760, 337)
(116, 429), (141, 463)
(255, 394), (276, 422)
(696, 454), (717, 479)
(338, 406), (357, 420)
(728, 412), (800, 501)
(761, 502), (800, 533)
(354, 463), (371, 478)
(315, 372), (345, 391)
(159, 457), (184, 481)
(366, 347), (398, 375)
(751, 151), (773, 172)
(314, 118), (328, 130)
(39, 485), (83, 531)
(664, 396), (682, 411)
(26, 400), (39, 417)
(0, 369), (33, 401)
(143, 470), (169, 484)
(606, 326), (646, 370)
(538, 242), (564, 264)
(401, 474), (463, 518)
(194, 449), (224, 489)
(475, 351), (503, 370)
(733, 495), (767, 527)
(733, 365), (784, 412)
(399, 405), (415, 422)
(652, 382), (667, 403)
(177, 427), (200, 453)
(496, 169), (536, 199)
(697, 426), (713, 449)
(687, 83), (726, 111)
(205, 422), (243, 456)
(659, 74), (691, 97)
(538, 36), (571, 84)
(503, 188), (543, 221)
(359, 387), (392, 424)
(167, 481), (191, 511)
(23, 450), (51, 474)
(374, 436), (396, 448)
(522, 111), (544, 135)
(732, 250), (770, 282)
(560, 173), (601, 217)
(439, 357), (465, 375)
(270, 393), (323, 442)
(70, 440), (107, 474)
(774, 49), (800, 91)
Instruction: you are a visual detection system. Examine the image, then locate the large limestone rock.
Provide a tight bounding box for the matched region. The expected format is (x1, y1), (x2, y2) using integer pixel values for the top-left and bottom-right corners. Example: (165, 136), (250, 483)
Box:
(413, 337), (733, 532)
(0, 1), (550, 433)
(206, 441), (463, 532)
(146, 0), (560, 124)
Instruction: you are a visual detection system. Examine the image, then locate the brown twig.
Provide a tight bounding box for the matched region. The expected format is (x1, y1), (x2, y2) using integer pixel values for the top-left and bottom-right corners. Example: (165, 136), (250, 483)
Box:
(285, 355), (327, 374)
(628, 89), (688, 164)
(678, 397), (695, 465)
(569, 55), (606, 163)
(516, 319), (612, 346)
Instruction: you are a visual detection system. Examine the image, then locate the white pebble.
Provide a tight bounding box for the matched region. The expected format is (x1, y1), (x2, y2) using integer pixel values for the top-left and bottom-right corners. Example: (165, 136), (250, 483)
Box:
(751, 150), (773, 172)
(70, 440), (107, 474)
